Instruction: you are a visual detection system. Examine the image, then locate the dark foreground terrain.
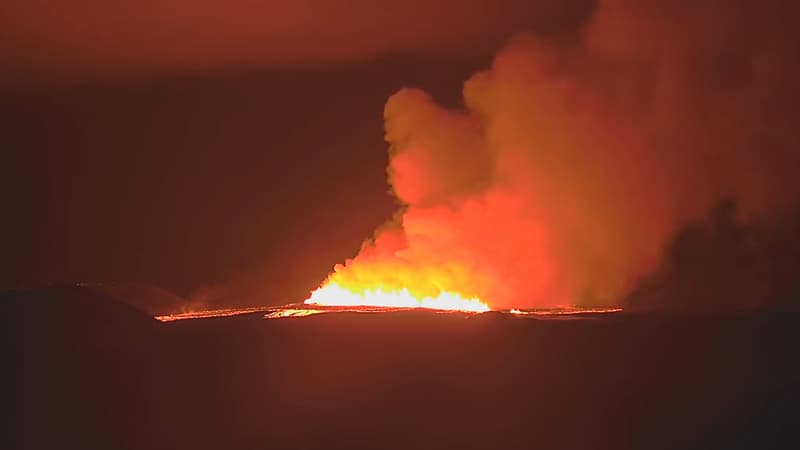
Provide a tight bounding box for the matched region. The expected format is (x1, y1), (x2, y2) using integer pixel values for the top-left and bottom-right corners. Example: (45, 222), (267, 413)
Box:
(6, 286), (800, 449)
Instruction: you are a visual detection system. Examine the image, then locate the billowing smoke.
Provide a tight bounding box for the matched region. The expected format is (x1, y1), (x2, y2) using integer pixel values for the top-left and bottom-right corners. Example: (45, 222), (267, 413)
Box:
(323, 0), (800, 309)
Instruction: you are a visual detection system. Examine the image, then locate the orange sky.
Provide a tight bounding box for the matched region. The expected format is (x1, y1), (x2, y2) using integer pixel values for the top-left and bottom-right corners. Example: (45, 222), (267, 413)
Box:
(0, 0), (593, 87)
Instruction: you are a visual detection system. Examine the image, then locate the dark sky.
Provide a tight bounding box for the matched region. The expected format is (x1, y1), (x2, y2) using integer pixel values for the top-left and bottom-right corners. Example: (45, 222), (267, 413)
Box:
(1, 1), (594, 303)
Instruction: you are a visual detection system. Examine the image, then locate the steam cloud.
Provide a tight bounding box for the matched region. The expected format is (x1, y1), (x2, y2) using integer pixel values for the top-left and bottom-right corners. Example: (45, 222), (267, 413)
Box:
(326, 0), (800, 309)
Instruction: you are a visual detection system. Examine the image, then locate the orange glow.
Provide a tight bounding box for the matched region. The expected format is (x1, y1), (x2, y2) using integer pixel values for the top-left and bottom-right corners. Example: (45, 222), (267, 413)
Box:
(505, 307), (623, 317)
(304, 280), (490, 313)
(262, 308), (326, 319)
(153, 303), (622, 322)
(154, 306), (272, 322)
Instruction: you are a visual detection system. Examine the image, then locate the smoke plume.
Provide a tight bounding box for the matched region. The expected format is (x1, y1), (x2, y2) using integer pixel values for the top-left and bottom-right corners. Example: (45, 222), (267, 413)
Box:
(324, 0), (800, 308)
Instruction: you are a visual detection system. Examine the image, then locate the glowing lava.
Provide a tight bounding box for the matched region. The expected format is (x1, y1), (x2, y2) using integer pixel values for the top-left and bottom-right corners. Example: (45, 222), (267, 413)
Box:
(154, 306), (273, 322)
(304, 281), (490, 313)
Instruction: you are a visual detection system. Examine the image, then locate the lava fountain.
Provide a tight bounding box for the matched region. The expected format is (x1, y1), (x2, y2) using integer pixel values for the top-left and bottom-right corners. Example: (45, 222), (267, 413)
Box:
(304, 280), (490, 313)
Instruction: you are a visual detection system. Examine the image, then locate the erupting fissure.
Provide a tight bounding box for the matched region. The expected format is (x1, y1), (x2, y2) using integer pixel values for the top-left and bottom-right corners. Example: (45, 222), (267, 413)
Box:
(304, 281), (490, 313)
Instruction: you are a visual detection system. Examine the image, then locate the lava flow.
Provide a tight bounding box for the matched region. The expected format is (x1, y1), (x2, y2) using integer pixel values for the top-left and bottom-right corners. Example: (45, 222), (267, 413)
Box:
(303, 280), (490, 313)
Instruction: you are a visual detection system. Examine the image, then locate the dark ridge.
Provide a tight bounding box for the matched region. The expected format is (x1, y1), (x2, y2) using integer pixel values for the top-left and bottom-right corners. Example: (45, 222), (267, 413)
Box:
(2, 284), (158, 331)
(4, 285), (173, 450)
(6, 287), (800, 450)
(83, 282), (191, 316)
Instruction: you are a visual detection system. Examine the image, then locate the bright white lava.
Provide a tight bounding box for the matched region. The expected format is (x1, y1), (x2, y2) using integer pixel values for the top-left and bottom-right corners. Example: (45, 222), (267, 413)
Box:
(304, 281), (491, 313)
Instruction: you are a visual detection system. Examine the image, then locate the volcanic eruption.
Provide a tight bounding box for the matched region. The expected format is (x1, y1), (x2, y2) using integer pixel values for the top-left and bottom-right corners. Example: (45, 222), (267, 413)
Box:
(304, 0), (800, 312)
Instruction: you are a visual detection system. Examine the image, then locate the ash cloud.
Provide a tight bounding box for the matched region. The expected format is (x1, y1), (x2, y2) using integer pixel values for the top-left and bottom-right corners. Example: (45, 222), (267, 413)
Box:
(329, 0), (800, 309)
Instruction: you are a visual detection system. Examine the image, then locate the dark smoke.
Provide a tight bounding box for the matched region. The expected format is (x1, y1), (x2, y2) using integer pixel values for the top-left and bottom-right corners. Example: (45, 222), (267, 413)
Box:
(626, 200), (800, 312)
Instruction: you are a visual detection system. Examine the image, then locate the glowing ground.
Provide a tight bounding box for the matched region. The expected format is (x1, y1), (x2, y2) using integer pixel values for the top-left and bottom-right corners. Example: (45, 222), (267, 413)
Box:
(155, 304), (621, 322)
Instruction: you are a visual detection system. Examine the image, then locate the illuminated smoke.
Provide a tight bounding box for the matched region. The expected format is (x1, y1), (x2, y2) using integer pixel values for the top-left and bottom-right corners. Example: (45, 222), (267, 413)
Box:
(315, 0), (800, 309)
